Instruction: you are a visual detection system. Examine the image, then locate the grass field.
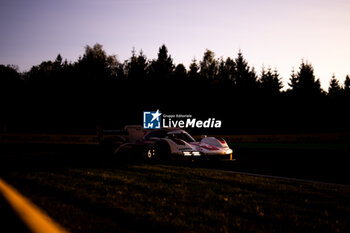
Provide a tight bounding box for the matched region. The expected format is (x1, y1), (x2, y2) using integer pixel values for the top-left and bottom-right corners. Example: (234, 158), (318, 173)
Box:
(4, 162), (350, 233)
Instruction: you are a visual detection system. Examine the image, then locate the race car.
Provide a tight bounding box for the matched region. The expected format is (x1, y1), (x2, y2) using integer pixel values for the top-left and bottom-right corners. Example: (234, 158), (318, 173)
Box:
(113, 126), (233, 160)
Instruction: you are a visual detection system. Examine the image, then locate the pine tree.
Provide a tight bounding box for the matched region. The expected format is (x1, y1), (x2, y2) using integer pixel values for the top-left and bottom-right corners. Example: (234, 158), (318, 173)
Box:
(217, 57), (235, 82)
(188, 58), (199, 79)
(126, 48), (148, 80)
(54, 54), (63, 67)
(233, 51), (258, 92)
(272, 68), (283, 91)
(259, 66), (283, 95)
(288, 60), (322, 96)
(150, 44), (174, 80)
(288, 67), (298, 92)
(328, 74), (342, 97)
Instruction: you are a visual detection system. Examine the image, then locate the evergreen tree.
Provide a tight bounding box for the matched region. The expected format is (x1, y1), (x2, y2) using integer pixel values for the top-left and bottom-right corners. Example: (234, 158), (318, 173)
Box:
(224, 57), (235, 82)
(125, 48), (148, 80)
(150, 44), (174, 80)
(272, 69), (283, 91)
(188, 58), (199, 80)
(328, 74), (342, 97)
(288, 67), (298, 92)
(233, 51), (258, 92)
(259, 66), (283, 95)
(288, 60), (322, 96)
(217, 57), (235, 82)
(54, 54), (63, 67)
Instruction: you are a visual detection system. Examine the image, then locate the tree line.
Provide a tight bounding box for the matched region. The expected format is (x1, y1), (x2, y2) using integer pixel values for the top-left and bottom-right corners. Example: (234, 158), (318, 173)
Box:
(1, 44), (349, 134)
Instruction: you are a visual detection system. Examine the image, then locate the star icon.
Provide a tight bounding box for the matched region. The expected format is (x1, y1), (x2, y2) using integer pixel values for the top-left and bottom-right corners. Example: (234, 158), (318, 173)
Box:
(151, 109), (161, 122)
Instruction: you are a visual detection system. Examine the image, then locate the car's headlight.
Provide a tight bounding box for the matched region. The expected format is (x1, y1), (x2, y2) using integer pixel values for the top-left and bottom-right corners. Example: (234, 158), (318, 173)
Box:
(183, 151), (191, 156)
(192, 151), (201, 156)
(225, 149), (233, 155)
(183, 151), (201, 156)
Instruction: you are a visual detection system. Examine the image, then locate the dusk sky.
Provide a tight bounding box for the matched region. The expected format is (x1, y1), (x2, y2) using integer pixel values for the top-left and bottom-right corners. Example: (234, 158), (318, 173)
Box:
(1, 0), (349, 89)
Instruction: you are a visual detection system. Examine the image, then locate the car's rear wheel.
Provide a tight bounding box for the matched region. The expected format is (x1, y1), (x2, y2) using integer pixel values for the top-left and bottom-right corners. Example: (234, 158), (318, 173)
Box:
(155, 141), (171, 160)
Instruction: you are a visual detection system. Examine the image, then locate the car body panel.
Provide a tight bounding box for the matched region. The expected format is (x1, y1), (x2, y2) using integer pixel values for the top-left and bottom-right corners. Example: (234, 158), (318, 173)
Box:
(114, 127), (233, 160)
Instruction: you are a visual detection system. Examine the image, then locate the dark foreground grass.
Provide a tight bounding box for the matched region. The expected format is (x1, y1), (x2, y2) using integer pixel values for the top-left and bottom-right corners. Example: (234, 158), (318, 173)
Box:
(4, 163), (350, 233)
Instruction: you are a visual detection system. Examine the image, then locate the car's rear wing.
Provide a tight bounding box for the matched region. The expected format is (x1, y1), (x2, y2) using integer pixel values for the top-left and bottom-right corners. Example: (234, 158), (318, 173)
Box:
(98, 125), (147, 143)
(124, 125), (147, 142)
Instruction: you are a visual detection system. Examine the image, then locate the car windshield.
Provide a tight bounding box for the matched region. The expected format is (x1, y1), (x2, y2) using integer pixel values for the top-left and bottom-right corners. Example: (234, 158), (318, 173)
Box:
(167, 132), (196, 142)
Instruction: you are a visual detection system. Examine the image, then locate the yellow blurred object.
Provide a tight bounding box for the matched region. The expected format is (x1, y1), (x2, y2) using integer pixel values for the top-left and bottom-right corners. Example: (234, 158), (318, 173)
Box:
(0, 178), (69, 233)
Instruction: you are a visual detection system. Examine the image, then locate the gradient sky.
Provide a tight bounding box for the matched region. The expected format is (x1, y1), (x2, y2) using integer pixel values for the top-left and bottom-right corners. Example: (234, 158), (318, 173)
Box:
(1, 0), (349, 89)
